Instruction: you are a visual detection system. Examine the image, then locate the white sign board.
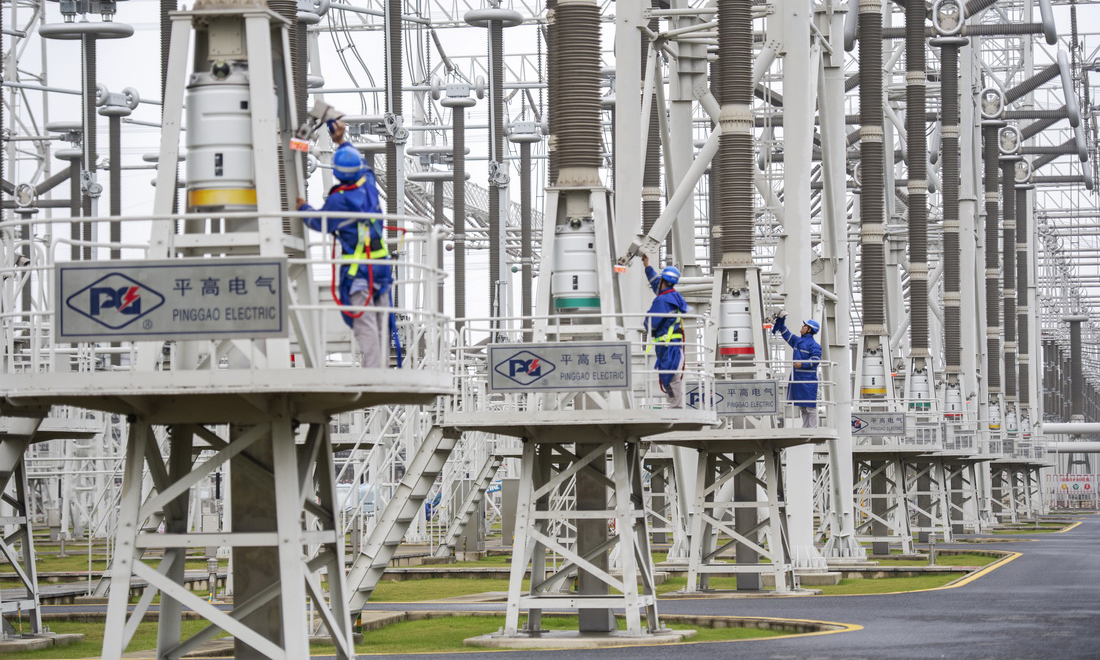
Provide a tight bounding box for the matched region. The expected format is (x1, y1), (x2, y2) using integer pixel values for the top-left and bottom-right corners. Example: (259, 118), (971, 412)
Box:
(851, 412), (908, 436)
(688, 380), (780, 415)
(487, 342), (631, 393)
(56, 257), (287, 342)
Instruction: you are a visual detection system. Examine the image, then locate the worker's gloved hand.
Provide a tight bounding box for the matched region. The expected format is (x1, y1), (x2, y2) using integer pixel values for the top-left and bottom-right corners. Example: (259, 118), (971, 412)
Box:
(771, 311), (786, 334)
(328, 119), (347, 144)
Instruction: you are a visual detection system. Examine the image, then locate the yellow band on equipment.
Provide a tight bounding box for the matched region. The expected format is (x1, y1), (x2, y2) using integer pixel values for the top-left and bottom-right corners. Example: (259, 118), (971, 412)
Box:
(188, 188), (258, 207)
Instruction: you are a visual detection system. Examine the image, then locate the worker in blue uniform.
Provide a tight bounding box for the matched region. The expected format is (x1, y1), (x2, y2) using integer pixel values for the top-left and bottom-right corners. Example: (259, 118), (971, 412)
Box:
(772, 312), (822, 427)
(642, 253), (688, 408)
(297, 120), (394, 368)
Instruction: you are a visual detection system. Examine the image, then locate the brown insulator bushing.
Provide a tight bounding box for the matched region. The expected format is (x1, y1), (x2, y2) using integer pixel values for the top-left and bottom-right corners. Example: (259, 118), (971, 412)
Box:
(906, 0), (928, 352)
(859, 0), (887, 329)
(716, 0), (754, 262)
(982, 126), (1001, 391)
(717, 0), (752, 106)
(1016, 184), (1030, 406)
(939, 43), (961, 373)
(1004, 166), (1017, 401)
(963, 0), (997, 17)
(1009, 108), (1069, 122)
(641, 0), (662, 235)
(1004, 63), (1060, 104)
(552, 0), (603, 178)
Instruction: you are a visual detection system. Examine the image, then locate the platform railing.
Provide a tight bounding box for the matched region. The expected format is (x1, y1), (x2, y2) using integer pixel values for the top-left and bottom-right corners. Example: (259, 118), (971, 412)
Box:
(848, 398), (995, 450)
(0, 211), (450, 379)
(443, 312), (716, 417)
(705, 358), (837, 431)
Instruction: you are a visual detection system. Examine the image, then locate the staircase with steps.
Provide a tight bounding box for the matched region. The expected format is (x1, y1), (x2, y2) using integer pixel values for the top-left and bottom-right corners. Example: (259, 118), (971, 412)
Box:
(434, 449), (504, 557)
(346, 425), (462, 610)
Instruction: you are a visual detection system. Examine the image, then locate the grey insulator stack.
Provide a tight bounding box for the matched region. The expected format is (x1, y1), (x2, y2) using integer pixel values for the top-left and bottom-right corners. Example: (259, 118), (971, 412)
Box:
(906, 0), (929, 355)
(1067, 316), (1086, 418)
(858, 0), (887, 331)
(982, 125), (1001, 393)
(716, 0), (754, 265)
(110, 116), (121, 259)
(269, 0), (301, 211)
(443, 95), (475, 328)
(552, 0), (602, 182)
(435, 183), (445, 313)
(933, 37), (966, 378)
(546, 0), (558, 186)
(1063, 352), (1072, 419)
(69, 153), (81, 261)
(385, 0), (402, 216)
(520, 141), (533, 322)
(507, 124), (539, 331)
(641, 0), (661, 235)
(161, 0), (179, 215)
(708, 56), (721, 270)
(1001, 162), (1017, 401)
(81, 36), (96, 260)
(1016, 183), (1031, 406)
(488, 21), (505, 311)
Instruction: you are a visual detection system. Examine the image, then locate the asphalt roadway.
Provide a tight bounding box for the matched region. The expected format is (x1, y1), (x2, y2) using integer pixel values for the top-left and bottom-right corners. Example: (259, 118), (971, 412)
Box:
(351, 513), (1100, 660)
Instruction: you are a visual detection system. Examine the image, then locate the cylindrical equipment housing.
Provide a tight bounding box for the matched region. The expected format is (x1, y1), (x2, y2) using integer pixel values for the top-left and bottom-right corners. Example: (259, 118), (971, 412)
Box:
(945, 382), (963, 419)
(552, 219), (600, 312)
(909, 369), (931, 409)
(717, 293), (753, 357)
(185, 67), (257, 211)
(861, 350), (887, 397)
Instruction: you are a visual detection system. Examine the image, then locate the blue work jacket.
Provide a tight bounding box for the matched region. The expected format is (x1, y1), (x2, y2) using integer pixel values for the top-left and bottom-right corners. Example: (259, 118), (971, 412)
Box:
(299, 167), (392, 327)
(775, 318), (821, 407)
(645, 266), (688, 390)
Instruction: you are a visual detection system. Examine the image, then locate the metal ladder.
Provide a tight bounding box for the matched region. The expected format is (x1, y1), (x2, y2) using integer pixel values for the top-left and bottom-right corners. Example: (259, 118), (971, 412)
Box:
(346, 425), (461, 610)
(434, 451), (504, 557)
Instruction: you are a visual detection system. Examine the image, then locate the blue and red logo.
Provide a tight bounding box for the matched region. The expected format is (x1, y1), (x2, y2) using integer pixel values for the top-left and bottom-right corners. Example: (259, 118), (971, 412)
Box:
(65, 273), (165, 330)
(494, 350), (556, 386)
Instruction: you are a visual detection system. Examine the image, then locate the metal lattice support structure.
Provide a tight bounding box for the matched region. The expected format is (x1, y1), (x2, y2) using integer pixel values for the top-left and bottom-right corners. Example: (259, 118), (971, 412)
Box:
(504, 440), (660, 634)
(853, 454), (916, 554)
(682, 447), (793, 593)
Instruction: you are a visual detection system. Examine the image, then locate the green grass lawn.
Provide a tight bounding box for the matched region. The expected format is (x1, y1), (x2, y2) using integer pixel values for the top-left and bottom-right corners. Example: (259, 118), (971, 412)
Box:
(873, 553), (999, 567)
(992, 525), (1067, 535)
(447, 554), (513, 568)
(0, 619), (226, 659)
(311, 615), (784, 655)
(816, 573), (961, 594)
(370, 577), (527, 601)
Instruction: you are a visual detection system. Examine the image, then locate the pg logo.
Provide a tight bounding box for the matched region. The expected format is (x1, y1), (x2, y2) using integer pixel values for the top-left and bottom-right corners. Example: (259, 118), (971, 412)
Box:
(66, 273), (165, 330)
(494, 350), (556, 386)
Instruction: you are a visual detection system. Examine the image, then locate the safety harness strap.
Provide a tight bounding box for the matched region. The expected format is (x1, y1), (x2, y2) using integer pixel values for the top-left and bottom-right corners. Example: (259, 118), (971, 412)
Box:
(343, 220), (389, 277)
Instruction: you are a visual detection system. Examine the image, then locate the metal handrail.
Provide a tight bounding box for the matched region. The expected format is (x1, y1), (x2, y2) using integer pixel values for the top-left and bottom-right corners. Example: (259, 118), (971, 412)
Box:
(0, 210), (452, 378)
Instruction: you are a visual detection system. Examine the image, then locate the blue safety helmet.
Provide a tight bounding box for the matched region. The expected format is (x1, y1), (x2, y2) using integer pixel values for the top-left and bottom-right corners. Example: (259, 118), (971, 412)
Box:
(660, 266), (681, 285)
(332, 144), (364, 182)
(803, 319), (821, 334)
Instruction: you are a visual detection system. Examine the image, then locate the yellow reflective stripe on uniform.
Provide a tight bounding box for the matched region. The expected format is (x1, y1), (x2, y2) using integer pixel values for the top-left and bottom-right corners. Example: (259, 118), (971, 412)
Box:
(646, 314), (684, 353)
(343, 222), (389, 277)
(655, 314), (684, 342)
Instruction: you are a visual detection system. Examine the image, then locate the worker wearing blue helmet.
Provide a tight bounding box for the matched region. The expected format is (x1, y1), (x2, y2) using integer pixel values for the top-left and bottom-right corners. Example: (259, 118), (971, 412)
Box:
(297, 120), (395, 368)
(642, 252), (688, 408)
(772, 312), (822, 427)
